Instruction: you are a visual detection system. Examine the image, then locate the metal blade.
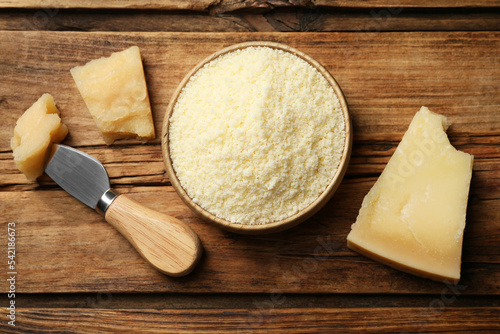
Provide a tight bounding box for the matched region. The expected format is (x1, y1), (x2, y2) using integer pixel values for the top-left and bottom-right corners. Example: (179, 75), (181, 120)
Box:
(45, 144), (110, 210)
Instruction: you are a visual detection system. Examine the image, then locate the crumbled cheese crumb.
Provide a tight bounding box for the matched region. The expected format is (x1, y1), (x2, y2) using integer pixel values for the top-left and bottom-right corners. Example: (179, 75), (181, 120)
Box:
(169, 46), (345, 224)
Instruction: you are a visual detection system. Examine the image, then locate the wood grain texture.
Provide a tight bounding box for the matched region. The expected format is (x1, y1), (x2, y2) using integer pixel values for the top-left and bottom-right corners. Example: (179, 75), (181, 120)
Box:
(0, 0), (217, 10)
(0, 32), (499, 294)
(1, 9), (500, 33)
(1, 183), (499, 293)
(1, 0), (500, 11)
(1, 307), (499, 333)
(105, 193), (202, 276)
(262, 8), (500, 32)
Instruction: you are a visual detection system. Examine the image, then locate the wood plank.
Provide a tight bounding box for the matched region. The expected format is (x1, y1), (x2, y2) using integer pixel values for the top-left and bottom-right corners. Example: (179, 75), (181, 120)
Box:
(0, 0), (216, 11)
(0, 9), (254, 32)
(0, 182), (498, 293)
(1, 144), (498, 190)
(1, 32), (499, 294)
(2, 307), (499, 333)
(1, 32), (498, 151)
(1, 9), (499, 33)
(1, 0), (500, 11)
(263, 8), (500, 32)
(0, 145), (168, 190)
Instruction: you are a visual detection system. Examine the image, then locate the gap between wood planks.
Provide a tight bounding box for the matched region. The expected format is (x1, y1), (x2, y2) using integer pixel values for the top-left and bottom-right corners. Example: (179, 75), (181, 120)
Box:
(10, 293), (500, 309)
(0, 8), (499, 33)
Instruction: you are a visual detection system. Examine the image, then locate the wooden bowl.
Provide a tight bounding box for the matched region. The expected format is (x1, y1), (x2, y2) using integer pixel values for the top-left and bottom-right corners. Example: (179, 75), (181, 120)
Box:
(162, 41), (352, 235)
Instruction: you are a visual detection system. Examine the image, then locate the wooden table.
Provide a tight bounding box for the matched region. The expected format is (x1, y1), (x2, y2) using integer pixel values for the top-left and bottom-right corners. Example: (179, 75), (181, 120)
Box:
(1, 1), (499, 332)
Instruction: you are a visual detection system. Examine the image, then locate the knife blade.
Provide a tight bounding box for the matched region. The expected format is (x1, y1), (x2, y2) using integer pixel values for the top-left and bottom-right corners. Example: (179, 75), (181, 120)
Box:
(45, 144), (202, 277)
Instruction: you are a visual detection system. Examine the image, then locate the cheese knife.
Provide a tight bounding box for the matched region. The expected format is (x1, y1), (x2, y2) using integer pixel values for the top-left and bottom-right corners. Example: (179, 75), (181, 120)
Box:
(44, 143), (202, 277)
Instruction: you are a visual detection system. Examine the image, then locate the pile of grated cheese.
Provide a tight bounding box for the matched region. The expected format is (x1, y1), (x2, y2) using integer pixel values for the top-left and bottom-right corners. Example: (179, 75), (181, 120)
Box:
(169, 46), (345, 224)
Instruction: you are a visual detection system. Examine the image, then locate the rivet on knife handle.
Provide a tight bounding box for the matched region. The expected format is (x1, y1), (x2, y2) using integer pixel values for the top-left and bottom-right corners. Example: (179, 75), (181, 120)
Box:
(45, 144), (202, 277)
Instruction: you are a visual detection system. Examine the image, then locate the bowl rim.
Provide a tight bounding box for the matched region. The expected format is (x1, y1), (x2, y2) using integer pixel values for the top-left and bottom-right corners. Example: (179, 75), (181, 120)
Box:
(161, 41), (352, 235)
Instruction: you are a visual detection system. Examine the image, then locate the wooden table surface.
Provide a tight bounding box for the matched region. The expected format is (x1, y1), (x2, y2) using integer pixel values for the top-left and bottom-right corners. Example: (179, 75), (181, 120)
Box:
(1, 2), (499, 333)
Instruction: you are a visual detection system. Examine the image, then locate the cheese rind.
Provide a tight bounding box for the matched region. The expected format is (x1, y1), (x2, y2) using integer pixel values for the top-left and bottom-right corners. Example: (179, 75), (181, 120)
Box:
(11, 94), (68, 181)
(347, 106), (473, 284)
(70, 46), (155, 145)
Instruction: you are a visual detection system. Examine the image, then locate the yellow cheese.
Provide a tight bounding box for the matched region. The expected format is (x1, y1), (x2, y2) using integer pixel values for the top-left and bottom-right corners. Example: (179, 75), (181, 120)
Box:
(347, 106), (473, 284)
(11, 94), (68, 181)
(70, 46), (155, 145)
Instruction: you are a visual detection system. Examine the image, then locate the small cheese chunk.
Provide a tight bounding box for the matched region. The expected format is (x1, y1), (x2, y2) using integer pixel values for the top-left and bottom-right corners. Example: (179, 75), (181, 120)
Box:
(11, 94), (68, 181)
(70, 46), (155, 145)
(347, 107), (473, 284)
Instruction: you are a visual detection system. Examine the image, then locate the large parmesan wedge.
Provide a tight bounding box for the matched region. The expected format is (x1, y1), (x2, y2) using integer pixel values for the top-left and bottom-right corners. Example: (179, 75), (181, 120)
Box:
(347, 107), (473, 284)
(11, 94), (68, 181)
(70, 46), (155, 145)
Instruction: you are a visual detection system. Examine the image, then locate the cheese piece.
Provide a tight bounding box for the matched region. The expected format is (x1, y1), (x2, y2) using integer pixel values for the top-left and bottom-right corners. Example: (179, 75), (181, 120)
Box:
(347, 106), (473, 284)
(11, 94), (68, 181)
(70, 46), (155, 145)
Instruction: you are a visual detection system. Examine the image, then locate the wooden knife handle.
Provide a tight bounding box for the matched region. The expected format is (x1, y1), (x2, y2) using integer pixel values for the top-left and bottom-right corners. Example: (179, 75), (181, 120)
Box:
(104, 194), (202, 277)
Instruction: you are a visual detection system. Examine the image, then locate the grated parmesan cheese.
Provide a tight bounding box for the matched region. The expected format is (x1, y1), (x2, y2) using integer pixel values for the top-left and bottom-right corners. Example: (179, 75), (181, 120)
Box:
(169, 46), (345, 224)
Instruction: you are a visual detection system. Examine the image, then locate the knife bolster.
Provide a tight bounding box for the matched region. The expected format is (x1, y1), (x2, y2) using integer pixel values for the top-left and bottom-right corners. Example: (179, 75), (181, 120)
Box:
(96, 188), (119, 215)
